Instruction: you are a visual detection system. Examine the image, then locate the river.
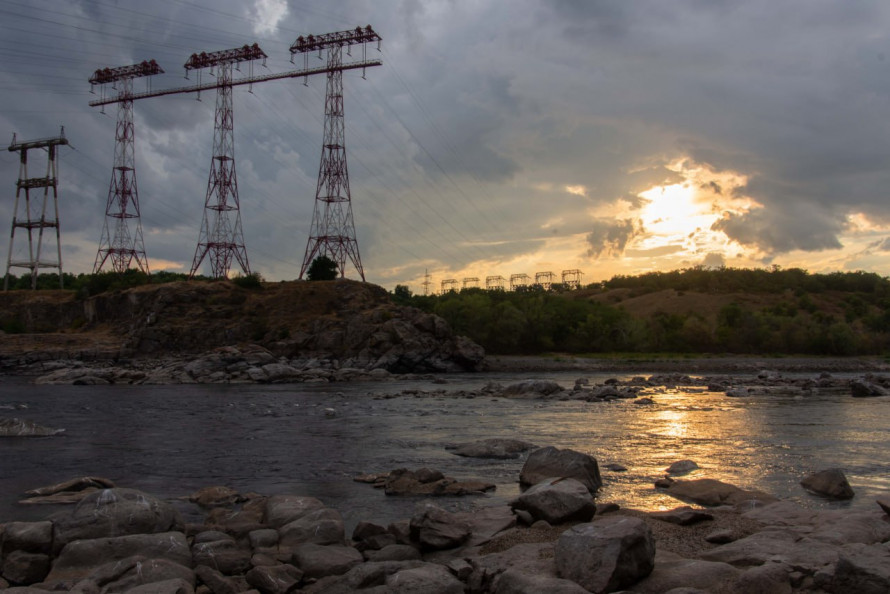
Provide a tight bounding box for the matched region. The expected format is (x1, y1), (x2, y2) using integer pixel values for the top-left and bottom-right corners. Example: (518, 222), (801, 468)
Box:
(2, 370), (889, 530)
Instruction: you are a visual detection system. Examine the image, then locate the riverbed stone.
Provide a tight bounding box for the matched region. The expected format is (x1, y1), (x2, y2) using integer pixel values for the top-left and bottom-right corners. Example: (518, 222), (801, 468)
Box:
(52, 488), (184, 553)
(409, 503), (471, 551)
(448, 438), (537, 459)
(384, 563), (465, 593)
(245, 564), (303, 594)
(189, 486), (243, 508)
(666, 460), (699, 475)
(519, 446), (603, 494)
(194, 565), (241, 594)
(632, 551), (740, 594)
(555, 517), (655, 593)
(191, 539), (252, 575)
(510, 477), (596, 524)
(364, 544), (422, 562)
(124, 577), (195, 594)
(0, 521), (52, 557)
(493, 567), (590, 594)
(734, 561), (793, 594)
(660, 478), (778, 507)
(292, 543), (363, 580)
(801, 468), (855, 499)
(1, 551), (50, 586)
(649, 505), (714, 526)
(830, 542), (890, 594)
(278, 507), (345, 548)
(263, 495), (326, 528)
(45, 532), (192, 585)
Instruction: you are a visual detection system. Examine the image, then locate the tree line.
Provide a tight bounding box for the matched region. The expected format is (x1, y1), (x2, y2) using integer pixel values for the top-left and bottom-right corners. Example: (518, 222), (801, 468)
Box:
(392, 267), (890, 356)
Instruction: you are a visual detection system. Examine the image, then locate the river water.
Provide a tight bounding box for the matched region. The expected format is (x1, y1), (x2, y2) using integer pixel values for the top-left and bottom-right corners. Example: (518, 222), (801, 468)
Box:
(2, 371), (889, 529)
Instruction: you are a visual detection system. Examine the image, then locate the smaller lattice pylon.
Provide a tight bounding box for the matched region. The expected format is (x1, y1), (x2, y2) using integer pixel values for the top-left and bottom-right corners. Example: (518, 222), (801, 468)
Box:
(462, 277), (479, 290)
(422, 268), (431, 296)
(90, 60), (163, 275)
(562, 269), (583, 289)
(486, 275), (506, 290)
(535, 271), (555, 291)
(5, 128), (69, 290)
(441, 278), (458, 294)
(510, 273), (530, 291)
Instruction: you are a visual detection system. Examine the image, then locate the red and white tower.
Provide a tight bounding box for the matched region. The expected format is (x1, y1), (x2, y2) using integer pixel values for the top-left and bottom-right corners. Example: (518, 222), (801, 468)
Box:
(90, 60), (163, 275)
(291, 27), (381, 281)
(186, 44), (266, 279)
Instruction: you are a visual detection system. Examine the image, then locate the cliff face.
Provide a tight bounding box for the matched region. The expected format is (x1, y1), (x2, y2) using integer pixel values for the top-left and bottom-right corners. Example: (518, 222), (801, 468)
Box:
(0, 280), (485, 373)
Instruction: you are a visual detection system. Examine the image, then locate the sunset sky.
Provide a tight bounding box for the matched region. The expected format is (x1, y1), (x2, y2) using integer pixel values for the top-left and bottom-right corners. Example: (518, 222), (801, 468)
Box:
(2, 1), (890, 292)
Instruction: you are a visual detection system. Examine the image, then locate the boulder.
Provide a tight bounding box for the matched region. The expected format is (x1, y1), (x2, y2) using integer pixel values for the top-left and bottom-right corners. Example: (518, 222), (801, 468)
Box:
(52, 488), (184, 552)
(659, 478), (778, 507)
(409, 503), (471, 551)
(666, 460), (699, 475)
(1, 551), (50, 586)
(245, 564), (303, 594)
(263, 495), (326, 528)
(510, 478), (596, 524)
(278, 507), (345, 548)
(493, 568), (590, 594)
(191, 539), (252, 575)
(831, 542), (890, 594)
(194, 565), (242, 594)
(383, 468), (495, 496)
(851, 379), (888, 397)
(555, 517), (655, 593)
(292, 543), (363, 580)
(45, 532), (192, 585)
(448, 438), (537, 459)
(24, 476), (115, 499)
(465, 542), (557, 592)
(69, 557), (195, 593)
(0, 521), (53, 556)
(298, 560), (425, 594)
(0, 418), (64, 437)
(633, 552), (740, 594)
(364, 544), (422, 562)
(649, 506), (714, 526)
(734, 562), (793, 594)
(519, 446), (603, 494)
(124, 578), (195, 594)
(188, 486), (243, 508)
(502, 380), (563, 397)
(384, 563), (466, 593)
(801, 468), (855, 500)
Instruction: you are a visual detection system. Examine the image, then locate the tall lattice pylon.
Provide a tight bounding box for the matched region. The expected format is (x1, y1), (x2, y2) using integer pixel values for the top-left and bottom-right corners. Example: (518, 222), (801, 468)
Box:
(4, 128), (69, 290)
(186, 44), (266, 279)
(292, 26), (381, 281)
(90, 61), (163, 275)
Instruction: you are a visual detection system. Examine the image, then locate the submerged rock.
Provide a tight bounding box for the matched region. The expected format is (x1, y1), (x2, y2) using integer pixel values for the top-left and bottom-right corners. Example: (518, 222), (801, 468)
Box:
(801, 468), (855, 500)
(0, 417), (64, 437)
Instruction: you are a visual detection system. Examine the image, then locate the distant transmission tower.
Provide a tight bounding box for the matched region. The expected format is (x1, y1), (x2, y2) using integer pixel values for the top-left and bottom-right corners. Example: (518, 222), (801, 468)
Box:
(293, 26), (382, 281)
(422, 268), (431, 296)
(4, 128), (69, 290)
(186, 44), (266, 279)
(90, 61), (163, 275)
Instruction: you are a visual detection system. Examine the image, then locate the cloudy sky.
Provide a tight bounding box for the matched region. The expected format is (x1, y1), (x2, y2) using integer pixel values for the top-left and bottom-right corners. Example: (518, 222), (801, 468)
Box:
(2, 0), (890, 292)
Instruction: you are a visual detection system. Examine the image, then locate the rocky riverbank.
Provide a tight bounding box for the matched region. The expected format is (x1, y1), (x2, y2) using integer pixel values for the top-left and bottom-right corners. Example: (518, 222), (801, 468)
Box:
(1, 443), (889, 593)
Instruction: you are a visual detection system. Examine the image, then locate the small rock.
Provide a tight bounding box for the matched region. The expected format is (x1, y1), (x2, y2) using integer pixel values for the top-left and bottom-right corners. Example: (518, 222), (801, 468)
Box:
(801, 468), (855, 500)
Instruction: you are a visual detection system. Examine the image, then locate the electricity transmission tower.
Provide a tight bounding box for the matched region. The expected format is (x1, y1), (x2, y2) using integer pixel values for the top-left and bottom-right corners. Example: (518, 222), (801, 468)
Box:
(185, 44), (266, 279)
(4, 128), (69, 290)
(90, 61), (162, 275)
(88, 32), (381, 281)
(293, 26), (382, 281)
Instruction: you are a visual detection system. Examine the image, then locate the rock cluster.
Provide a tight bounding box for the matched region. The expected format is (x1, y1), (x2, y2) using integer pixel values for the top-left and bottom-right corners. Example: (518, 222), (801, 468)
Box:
(3, 449), (890, 593)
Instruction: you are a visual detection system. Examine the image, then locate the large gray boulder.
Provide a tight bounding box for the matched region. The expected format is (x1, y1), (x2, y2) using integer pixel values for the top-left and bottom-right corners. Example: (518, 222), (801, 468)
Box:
(45, 532), (192, 586)
(2, 551), (50, 585)
(245, 564), (304, 594)
(519, 446), (603, 494)
(494, 568), (590, 593)
(191, 539), (252, 576)
(278, 507), (345, 548)
(52, 488), (183, 553)
(292, 543), (363, 580)
(801, 468), (855, 500)
(1, 522), (53, 557)
(263, 495), (326, 528)
(384, 564), (466, 594)
(830, 543), (890, 594)
(510, 478), (596, 524)
(555, 517), (655, 593)
(409, 503), (471, 551)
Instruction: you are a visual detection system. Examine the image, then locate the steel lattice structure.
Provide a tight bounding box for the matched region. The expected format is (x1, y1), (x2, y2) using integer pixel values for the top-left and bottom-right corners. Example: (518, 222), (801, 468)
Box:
(294, 26), (381, 281)
(186, 45), (266, 279)
(4, 129), (69, 289)
(90, 60), (163, 275)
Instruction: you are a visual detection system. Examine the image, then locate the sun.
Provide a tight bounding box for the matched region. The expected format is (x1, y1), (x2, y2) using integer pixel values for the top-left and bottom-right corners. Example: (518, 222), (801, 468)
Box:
(639, 183), (716, 237)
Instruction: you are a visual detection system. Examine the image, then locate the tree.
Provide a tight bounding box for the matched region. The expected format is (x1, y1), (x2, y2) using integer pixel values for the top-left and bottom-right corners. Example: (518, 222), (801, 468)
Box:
(392, 284), (412, 305)
(306, 255), (339, 281)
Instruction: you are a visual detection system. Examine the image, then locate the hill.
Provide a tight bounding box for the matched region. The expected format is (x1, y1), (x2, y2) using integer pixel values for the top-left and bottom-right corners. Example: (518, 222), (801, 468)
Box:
(0, 280), (485, 373)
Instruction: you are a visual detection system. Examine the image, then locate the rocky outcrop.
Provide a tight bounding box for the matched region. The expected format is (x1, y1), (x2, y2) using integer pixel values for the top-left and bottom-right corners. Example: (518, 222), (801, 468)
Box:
(0, 280), (486, 379)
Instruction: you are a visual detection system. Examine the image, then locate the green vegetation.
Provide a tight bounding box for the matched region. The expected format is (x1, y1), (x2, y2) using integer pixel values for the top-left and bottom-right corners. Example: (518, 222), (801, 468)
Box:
(393, 267), (890, 356)
(231, 271), (264, 289)
(306, 255), (339, 281)
(3, 269), (211, 297)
